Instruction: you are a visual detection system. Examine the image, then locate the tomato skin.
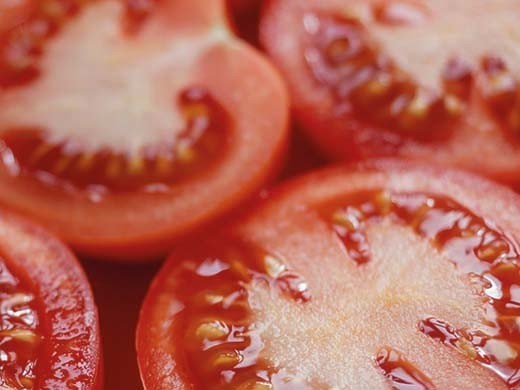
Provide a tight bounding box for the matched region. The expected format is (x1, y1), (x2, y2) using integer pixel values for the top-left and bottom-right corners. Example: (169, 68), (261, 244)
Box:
(137, 159), (520, 389)
(0, 208), (102, 389)
(0, 0), (290, 262)
(259, 0), (520, 186)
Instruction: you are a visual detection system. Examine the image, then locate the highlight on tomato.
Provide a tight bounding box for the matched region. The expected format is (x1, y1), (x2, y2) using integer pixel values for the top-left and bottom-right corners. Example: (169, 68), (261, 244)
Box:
(138, 160), (520, 389)
(0, 0), (289, 261)
(260, 0), (520, 186)
(0, 208), (101, 389)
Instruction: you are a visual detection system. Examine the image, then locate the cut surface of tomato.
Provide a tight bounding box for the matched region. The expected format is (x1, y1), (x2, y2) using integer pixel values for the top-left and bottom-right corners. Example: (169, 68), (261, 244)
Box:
(138, 160), (520, 389)
(0, 208), (101, 389)
(0, 0), (288, 260)
(260, 0), (520, 185)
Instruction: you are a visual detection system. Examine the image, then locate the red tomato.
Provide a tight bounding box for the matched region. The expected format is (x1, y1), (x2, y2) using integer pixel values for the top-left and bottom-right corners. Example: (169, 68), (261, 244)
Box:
(0, 208), (101, 388)
(138, 160), (520, 389)
(0, 0), (289, 261)
(260, 0), (520, 186)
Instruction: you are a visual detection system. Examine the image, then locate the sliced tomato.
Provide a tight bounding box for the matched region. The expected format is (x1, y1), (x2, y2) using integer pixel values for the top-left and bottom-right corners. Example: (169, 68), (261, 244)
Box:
(0, 0), (288, 261)
(138, 160), (520, 389)
(260, 0), (520, 186)
(0, 208), (101, 388)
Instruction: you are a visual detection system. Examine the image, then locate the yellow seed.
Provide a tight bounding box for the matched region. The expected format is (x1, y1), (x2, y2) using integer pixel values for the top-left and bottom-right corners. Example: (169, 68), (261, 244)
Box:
(236, 380), (273, 390)
(478, 241), (509, 262)
(410, 202), (432, 229)
(127, 154), (144, 175)
(176, 144), (196, 164)
(202, 293), (225, 306)
(444, 94), (464, 116)
(183, 103), (209, 120)
(455, 338), (478, 359)
(76, 153), (94, 171)
(0, 329), (40, 344)
(29, 144), (53, 165)
(230, 260), (250, 281)
(364, 76), (393, 97)
(211, 351), (242, 369)
(332, 210), (358, 231)
(19, 377), (34, 389)
(374, 191), (392, 215)
(155, 154), (174, 175)
(264, 255), (286, 278)
(105, 158), (121, 178)
(195, 321), (228, 341)
(52, 155), (72, 174)
(406, 95), (430, 118)
(492, 261), (517, 276)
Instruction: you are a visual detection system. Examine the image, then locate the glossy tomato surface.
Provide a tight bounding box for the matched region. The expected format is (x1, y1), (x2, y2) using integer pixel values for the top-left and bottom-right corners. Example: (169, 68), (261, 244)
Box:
(261, 0), (520, 186)
(138, 160), (520, 389)
(0, 209), (101, 389)
(0, 0), (288, 261)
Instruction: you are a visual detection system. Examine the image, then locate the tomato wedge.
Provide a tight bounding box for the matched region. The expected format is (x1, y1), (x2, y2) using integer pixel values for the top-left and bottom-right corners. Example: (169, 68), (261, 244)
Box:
(260, 0), (520, 186)
(138, 160), (520, 389)
(0, 0), (288, 261)
(0, 208), (101, 388)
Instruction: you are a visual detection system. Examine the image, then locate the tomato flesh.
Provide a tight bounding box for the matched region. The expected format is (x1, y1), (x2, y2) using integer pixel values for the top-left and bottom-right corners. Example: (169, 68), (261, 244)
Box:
(0, 86), (228, 194)
(260, 0), (520, 184)
(138, 161), (520, 389)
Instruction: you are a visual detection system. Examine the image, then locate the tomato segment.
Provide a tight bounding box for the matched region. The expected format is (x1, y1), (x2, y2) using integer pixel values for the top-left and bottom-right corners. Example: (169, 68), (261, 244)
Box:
(0, 0), (288, 260)
(260, 0), (520, 184)
(138, 161), (520, 388)
(0, 209), (101, 388)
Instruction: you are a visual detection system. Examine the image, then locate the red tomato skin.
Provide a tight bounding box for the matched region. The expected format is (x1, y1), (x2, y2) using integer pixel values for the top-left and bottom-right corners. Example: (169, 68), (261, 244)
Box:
(0, 209), (102, 389)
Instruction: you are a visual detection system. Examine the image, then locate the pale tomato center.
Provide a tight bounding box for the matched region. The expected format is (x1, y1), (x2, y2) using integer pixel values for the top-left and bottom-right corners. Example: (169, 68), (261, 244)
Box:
(0, 0), (229, 156)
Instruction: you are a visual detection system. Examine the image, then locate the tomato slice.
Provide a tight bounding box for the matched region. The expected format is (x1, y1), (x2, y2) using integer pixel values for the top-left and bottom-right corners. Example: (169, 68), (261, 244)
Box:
(0, 0), (288, 261)
(0, 208), (101, 388)
(260, 0), (520, 185)
(137, 160), (520, 389)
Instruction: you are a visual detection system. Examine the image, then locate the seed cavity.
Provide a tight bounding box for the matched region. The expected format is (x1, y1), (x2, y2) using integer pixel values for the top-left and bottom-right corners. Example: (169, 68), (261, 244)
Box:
(0, 87), (229, 194)
(304, 13), (464, 137)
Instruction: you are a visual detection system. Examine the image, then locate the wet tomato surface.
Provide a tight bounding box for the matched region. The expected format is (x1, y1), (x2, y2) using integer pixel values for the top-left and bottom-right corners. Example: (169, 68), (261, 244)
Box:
(0, 0), (288, 261)
(138, 160), (520, 389)
(0, 208), (101, 389)
(261, 0), (520, 186)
